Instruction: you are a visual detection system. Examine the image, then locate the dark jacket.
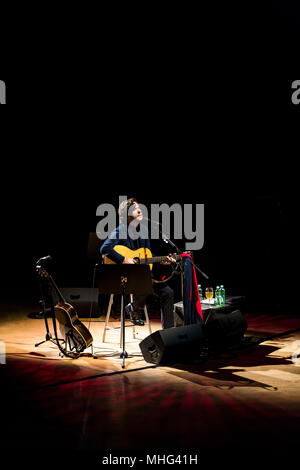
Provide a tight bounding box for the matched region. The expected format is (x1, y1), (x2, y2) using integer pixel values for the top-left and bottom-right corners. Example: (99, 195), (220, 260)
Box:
(100, 223), (151, 264)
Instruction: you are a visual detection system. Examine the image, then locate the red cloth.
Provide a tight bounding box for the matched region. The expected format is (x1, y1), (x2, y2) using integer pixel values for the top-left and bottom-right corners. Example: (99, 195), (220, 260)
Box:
(181, 253), (203, 320)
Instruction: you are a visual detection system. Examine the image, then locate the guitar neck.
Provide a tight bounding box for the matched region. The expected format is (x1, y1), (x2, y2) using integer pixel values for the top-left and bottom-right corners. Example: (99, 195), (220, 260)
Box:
(141, 255), (180, 265)
(48, 275), (65, 303)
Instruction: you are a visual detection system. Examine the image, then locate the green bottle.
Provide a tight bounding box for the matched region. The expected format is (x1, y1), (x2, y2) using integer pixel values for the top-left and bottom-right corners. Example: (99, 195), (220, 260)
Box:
(215, 286), (220, 306)
(220, 285), (225, 305)
(198, 284), (203, 301)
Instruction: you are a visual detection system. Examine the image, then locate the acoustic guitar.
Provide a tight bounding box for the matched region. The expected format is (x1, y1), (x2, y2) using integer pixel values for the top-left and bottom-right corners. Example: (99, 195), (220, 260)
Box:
(36, 266), (93, 354)
(103, 246), (181, 270)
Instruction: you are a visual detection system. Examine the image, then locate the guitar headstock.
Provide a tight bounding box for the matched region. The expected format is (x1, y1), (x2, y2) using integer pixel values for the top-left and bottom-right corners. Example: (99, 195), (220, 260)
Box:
(36, 265), (50, 279)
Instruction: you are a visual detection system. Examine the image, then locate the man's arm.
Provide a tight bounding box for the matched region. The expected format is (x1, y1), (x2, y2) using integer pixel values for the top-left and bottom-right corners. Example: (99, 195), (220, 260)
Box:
(100, 226), (137, 264)
(100, 227), (125, 264)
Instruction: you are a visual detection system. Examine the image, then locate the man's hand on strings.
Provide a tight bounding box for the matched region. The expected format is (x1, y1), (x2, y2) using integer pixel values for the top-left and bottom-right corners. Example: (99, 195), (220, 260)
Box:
(161, 254), (177, 265)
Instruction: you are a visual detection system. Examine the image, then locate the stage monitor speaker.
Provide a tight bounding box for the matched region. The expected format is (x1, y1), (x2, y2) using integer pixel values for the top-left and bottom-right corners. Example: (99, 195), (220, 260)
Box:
(139, 324), (205, 365)
(59, 288), (100, 318)
(203, 309), (247, 350)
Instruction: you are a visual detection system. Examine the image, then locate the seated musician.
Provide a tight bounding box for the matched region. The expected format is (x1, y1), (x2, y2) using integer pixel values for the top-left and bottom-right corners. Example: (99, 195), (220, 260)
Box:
(100, 197), (176, 328)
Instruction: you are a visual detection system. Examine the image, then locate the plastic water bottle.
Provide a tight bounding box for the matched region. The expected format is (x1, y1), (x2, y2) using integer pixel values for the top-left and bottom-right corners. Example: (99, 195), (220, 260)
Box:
(198, 284), (203, 301)
(220, 285), (225, 306)
(215, 286), (220, 306)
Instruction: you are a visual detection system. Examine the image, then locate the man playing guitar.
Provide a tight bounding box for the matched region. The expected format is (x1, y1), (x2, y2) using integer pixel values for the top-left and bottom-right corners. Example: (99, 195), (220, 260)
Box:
(100, 198), (177, 328)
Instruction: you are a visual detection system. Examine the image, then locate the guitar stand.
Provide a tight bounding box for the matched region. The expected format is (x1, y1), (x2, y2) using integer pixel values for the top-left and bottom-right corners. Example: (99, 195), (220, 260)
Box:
(57, 330), (79, 358)
(35, 262), (96, 360)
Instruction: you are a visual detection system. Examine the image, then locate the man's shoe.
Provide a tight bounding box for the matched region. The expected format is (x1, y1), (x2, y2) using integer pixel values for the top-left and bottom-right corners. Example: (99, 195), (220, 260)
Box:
(125, 303), (145, 326)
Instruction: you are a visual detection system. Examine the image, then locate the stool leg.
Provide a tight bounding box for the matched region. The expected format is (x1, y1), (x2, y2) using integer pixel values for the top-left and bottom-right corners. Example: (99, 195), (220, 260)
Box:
(102, 294), (114, 343)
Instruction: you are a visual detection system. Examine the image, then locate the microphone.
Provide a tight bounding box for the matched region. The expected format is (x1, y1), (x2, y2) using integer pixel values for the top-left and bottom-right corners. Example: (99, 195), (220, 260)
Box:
(142, 216), (161, 226)
(142, 217), (181, 254)
(36, 255), (52, 266)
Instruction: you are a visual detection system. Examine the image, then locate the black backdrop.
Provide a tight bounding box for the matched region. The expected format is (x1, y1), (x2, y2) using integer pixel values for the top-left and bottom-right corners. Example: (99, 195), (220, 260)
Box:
(0, 128), (296, 314)
(0, 2), (298, 314)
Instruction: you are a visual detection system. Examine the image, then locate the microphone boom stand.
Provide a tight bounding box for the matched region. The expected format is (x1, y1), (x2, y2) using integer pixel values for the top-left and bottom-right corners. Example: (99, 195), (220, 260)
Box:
(34, 273), (65, 349)
(161, 231), (209, 280)
(144, 218), (209, 280)
(160, 229), (209, 319)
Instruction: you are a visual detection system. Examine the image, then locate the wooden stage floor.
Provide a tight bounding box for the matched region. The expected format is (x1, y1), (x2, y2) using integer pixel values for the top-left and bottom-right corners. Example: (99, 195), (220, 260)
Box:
(1, 297), (300, 466)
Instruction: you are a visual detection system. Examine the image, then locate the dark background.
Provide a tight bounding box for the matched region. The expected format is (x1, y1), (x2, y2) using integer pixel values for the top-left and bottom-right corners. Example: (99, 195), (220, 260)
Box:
(0, 1), (299, 314)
